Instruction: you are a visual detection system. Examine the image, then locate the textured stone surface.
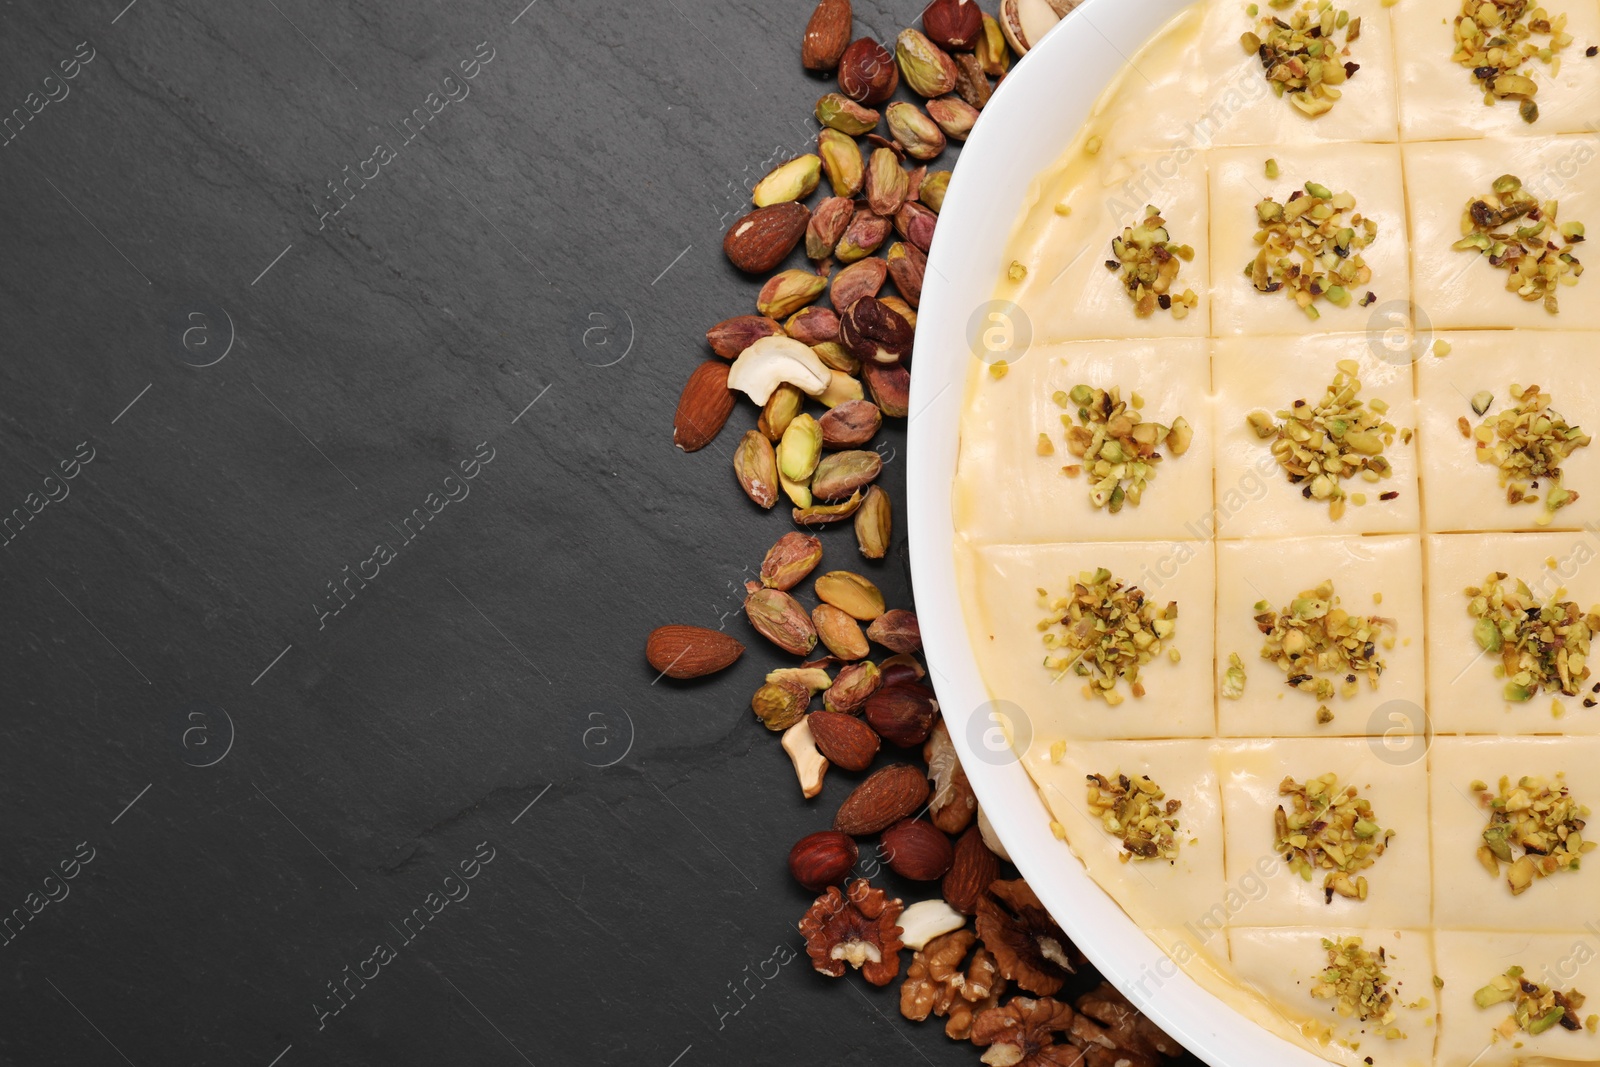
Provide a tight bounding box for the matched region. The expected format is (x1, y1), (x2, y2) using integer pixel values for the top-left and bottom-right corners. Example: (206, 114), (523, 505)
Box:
(0, 2), (1204, 1064)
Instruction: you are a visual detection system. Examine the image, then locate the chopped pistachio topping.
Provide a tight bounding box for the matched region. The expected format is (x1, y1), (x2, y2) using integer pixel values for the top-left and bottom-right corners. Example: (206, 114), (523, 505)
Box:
(1474, 773), (1595, 894)
(1311, 937), (1400, 1030)
(1453, 1), (1575, 122)
(1055, 384), (1192, 512)
(1465, 571), (1600, 699)
(1474, 965), (1588, 1037)
(1086, 771), (1182, 862)
(1247, 362), (1400, 518)
(1253, 579), (1394, 711)
(1470, 383), (1592, 523)
(1037, 568), (1177, 705)
(1105, 205), (1199, 319)
(1247, 181), (1378, 318)
(1454, 174), (1585, 313)
(1008, 260), (1028, 282)
(1242, 0), (1363, 117)
(1223, 651), (1248, 699)
(1275, 772), (1393, 901)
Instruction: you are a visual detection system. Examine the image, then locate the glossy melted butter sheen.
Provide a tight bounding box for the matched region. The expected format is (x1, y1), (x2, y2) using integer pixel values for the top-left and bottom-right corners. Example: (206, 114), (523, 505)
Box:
(953, 0), (1600, 1062)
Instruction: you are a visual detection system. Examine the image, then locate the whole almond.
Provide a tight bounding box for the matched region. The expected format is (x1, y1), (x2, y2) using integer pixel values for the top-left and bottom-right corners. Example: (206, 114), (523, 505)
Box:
(867, 609), (922, 653)
(673, 361), (735, 452)
(760, 531), (824, 590)
(707, 315), (783, 359)
(834, 763), (930, 836)
(942, 825), (1001, 914)
(831, 257), (889, 313)
(880, 818), (953, 880)
(645, 625), (745, 679)
(820, 399), (883, 449)
(724, 202), (810, 274)
(807, 709), (880, 771)
(814, 602), (870, 660)
(862, 360), (910, 418)
(745, 588), (818, 656)
(802, 0), (853, 72)
(865, 682), (937, 747)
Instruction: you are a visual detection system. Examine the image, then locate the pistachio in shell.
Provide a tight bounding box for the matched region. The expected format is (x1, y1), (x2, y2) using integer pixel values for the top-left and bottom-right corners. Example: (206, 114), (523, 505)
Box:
(812, 341), (860, 375)
(867, 608), (921, 653)
(818, 369), (865, 409)
(886, 242), (926, 307)
(824, 660), (883, 713)
(759, 381), (805, 442)
(894, 203), (938, 252)
(953, 53), (992, 109)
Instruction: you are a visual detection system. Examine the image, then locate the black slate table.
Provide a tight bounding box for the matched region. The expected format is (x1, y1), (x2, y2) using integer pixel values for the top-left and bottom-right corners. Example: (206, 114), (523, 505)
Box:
(0, 2), (1182, 1064)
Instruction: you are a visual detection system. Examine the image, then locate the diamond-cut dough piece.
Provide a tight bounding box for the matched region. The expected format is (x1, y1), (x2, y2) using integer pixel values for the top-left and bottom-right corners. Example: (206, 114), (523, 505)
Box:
(1213, 335), (1421, 537)
(1416, 333), (1600, 533)
(1395, 0), (1600, 141)
(954, 341), (1214, 544)
(1216, 738), (1432, 928)
(1429, 737), (1600, 931)
(960, 541), (1216, 740)
(1435, 930), (1600, 1067)
(1216, 536), (1427, 738)
(1404, 137), (1600, 332)
(1026, 740), (1226, 930)
(1191, 0), (1401, 146)
(1424, 531), (1600, 732)
(1003, 152), (1211, 343)
(1226, 927), (1437, 1067)
(1208, 143), (1410, 337)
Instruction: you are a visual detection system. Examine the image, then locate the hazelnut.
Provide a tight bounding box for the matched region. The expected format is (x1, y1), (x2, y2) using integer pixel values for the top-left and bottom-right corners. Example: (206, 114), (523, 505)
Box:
(789, 829), (860, 891)
(865, 682), (937, 746)
(923, 0), (983, 51)
(880, 819), (954, 880)
(838, 37), (899, 104)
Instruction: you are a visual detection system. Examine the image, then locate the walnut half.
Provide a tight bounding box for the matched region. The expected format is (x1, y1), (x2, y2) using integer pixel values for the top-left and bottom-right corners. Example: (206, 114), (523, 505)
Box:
(799, 877), (905, 987)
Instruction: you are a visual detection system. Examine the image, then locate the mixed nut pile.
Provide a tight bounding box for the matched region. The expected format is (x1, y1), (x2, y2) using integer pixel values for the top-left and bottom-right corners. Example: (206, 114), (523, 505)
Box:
(652, 0), (1204, 1062)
